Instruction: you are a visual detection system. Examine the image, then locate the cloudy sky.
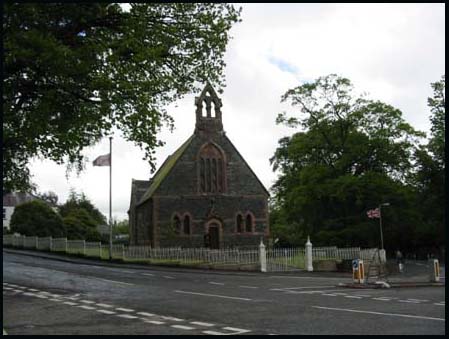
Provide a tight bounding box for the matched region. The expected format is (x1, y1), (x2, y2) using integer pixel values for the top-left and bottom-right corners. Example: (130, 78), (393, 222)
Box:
(29, 3), (445, 222)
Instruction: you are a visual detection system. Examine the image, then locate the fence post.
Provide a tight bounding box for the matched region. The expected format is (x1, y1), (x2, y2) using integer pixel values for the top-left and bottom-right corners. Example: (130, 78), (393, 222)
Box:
(82, 240), (86, 256)
(49, 236), (53, 251)
(259, 239), (267, 272)
(99, 242), (102, 259)
(64, 238), (68, 253)
(305, 236), (313, 272)
(122, 245), (125, 260)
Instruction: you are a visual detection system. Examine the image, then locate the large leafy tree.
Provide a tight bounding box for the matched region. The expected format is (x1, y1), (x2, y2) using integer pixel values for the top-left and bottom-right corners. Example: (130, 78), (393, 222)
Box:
(10, 200), (65, 237)
(3, 3), (241, 192)
(270, 74), (424, 249)
(412, 75), (445, 253)
(59, 191), (105, 241)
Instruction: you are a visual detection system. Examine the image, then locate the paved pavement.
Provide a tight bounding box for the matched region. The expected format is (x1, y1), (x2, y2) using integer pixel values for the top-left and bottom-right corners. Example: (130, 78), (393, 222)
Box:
(3, 249), (446, 335)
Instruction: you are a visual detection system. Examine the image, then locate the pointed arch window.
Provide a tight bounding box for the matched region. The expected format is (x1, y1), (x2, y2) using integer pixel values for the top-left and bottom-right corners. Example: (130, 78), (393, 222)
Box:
(173, 214), (181, 234)
(245, 214), (253, 233)
(199, 143), (225, 193)
(183, 215), (191, 235)
(236, 214), (244, 233)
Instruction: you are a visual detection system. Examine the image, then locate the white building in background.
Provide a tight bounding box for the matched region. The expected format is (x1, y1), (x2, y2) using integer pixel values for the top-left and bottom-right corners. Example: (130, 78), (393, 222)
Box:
(2, 192), (55, 231)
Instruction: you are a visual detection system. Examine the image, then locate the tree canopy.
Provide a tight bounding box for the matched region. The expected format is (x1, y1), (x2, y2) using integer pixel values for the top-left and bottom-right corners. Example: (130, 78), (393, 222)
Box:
(10, 200), (65, 237)
(270, 74), (436, 252)
(59, 190), (105, 241)
(3, 3), (241, 192)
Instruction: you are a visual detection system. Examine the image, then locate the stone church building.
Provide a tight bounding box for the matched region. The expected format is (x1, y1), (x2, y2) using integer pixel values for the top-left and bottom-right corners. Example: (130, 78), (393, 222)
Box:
(128, 83), (269, 248)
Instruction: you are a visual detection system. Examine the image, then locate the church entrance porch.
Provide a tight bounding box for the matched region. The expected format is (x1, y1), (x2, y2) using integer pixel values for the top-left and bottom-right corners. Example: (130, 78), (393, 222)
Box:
(205, 219), (222, 249)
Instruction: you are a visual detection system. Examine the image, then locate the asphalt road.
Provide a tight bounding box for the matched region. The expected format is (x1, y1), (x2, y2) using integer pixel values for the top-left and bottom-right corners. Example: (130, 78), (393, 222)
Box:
(3, 250), (446, 335)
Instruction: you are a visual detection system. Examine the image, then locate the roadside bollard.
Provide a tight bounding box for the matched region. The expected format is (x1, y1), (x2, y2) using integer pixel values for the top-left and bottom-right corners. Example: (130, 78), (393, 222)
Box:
(430, 259), (440, 282)
(352, 259), (365, 284)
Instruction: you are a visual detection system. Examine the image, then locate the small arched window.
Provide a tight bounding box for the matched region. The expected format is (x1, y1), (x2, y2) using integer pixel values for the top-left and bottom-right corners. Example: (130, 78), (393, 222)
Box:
(173, 214), (181, 234)
(236, 214), (244, 233)
(245, 214), (253, 233)
(183, 215), (191, 235)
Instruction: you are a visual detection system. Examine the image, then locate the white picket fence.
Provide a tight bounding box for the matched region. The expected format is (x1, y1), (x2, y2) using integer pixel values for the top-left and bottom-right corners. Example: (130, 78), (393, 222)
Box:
(267, 247), (305, 271)
(3, 234), (378, 272)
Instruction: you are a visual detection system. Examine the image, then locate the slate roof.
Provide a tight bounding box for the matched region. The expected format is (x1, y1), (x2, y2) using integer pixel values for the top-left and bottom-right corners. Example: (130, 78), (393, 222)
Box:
(137, 135), (194, 206)
(128, 179), (151, 212)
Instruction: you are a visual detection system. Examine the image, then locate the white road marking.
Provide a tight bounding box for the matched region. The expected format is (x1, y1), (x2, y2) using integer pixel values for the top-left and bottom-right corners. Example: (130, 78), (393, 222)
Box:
(143, 320), (165, 325)
(63, 301), (78, 306)
(35, 294), (49, 299)
(406, 299), (429, 302)
(278, 285), (336, 290)
(222, 327), (252, 334)
(78, 305), (96, 310)
(13, 289), (23, 293)
(23, 292), (37, 296)
(353, 295), (371, 298)
(372, 297), (392, 301)
(137, 312), (155, 317)
(291, 289), (344, 294)
(67, 297), (80, 300)
(116, 307), (134, 312)
(3, 287), (13, 290)
(399, 300), (421, 303)
(190, 321), (215, 327)
(96, 303), (114, 308)
(239, 286), (259, 289)
(313, 306), (445, 321)
(434, 303), (445, 306)
(203, 330), (232, 335)
(171, 325), (195, 330)
(322, 294), (338, 296)
(142, 273), (154, 276)
(175, 290), (252, 301)
(80, 300), (96, 304)
(28, 288), (39, 292)
(332, 293), (348, 296)
(270, 276), (348, 281)
(95, 278), (134, 286)
(116, 314), (138, 319)
(345, 296), (362, 299)
(97, 309), (116, 315)
(209, 282), (225, 286)
(49, 298), (62, 302)
(160, 316), (184, 322)
(163, 276), (175, 279)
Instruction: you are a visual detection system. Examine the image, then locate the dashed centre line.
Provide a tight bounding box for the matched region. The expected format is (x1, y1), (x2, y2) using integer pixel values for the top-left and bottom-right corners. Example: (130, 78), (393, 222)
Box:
(116, 314), (138, 319)
(209, 282), (225, 285)
(96, 303), (114, 308)
(97, 309), (116, 315)
(190, 321), (215, 327)
(171, 325), (195, 330)
(116, 307), (134, 312)
(239, 285), (259, 289)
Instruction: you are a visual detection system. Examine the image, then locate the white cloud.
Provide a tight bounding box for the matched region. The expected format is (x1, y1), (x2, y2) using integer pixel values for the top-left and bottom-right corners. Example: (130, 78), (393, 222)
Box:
(28, 3), (445, 221)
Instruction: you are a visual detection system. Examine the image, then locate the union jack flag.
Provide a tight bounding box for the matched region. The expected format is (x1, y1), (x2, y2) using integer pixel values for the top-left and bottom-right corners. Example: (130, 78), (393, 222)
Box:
(367, 208), (380, 218)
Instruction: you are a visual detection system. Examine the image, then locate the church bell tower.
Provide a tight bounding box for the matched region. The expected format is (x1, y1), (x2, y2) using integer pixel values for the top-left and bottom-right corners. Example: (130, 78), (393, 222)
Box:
(194, 82), (224, 135)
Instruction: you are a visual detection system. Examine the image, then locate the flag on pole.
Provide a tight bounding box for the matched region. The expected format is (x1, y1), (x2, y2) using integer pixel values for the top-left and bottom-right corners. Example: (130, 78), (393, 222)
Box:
(367, 208), (380, 218)
(93, 153), (111, 166)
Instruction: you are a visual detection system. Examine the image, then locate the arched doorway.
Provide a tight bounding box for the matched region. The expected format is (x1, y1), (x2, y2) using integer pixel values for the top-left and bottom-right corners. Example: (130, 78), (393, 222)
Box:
(205, 219), (222, 249)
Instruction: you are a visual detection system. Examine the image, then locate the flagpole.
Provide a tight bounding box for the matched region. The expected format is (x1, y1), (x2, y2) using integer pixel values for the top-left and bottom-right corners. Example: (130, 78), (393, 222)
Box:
(379, 204), (384, 250)
(109, 136), (113, 260)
